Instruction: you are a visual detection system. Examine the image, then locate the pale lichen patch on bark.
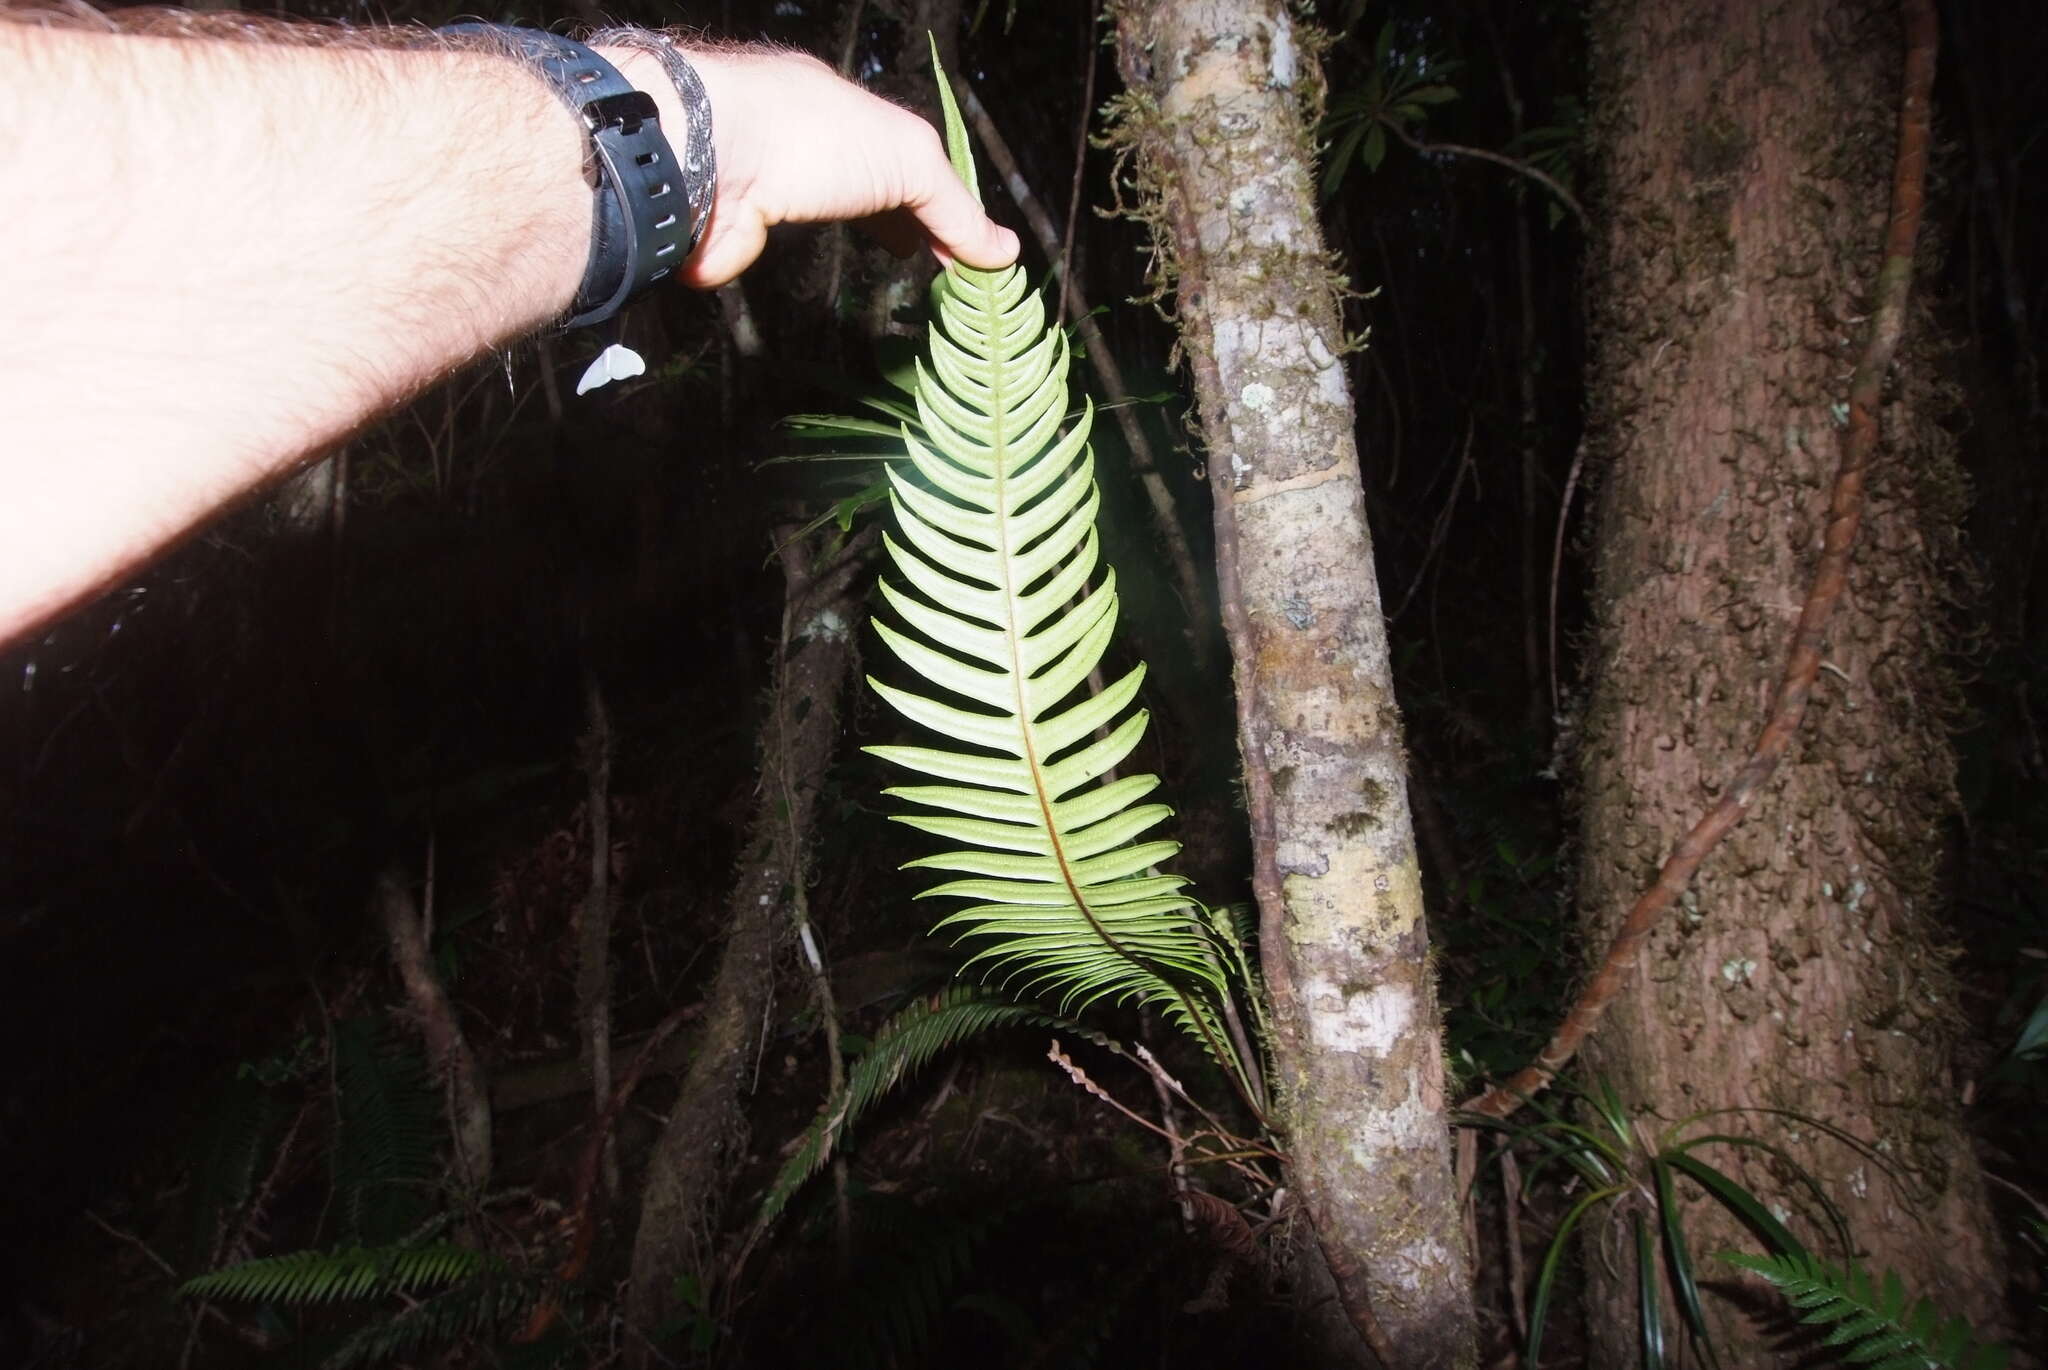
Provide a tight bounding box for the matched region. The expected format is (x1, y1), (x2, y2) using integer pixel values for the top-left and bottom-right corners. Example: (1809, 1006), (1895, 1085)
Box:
(1301, 974), (1418, 1055)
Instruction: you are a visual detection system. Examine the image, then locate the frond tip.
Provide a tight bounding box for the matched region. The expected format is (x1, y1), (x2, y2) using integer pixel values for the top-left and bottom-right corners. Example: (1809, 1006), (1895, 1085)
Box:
(863, 253), (1244, 1088)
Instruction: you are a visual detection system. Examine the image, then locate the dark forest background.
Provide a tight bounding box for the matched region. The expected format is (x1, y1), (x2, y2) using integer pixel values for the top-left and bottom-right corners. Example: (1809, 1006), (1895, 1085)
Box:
(3, 0), (2043, 1365)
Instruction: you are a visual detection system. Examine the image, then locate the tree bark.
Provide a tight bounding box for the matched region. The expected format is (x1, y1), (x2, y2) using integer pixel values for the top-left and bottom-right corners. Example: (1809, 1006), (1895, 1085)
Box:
(1576, 0), (2006, 1358)
(622, 533), (872, 1363)
(377, 867), (492, 1196)
(1110, 4), (1475, 1366)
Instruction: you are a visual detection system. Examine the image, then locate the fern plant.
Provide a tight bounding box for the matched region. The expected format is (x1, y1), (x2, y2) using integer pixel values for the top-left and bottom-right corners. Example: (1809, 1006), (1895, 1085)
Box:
(758, 987), (1061, 1224)
(864, 47), (1254, 1092)
(329, 1016), (440, 1244)
(1465, 1078), (1861, 1368)
(757, 46), (1263, 1228)
(179, 1242), (483, 1305)
(1719, 1251), (2009, 1370)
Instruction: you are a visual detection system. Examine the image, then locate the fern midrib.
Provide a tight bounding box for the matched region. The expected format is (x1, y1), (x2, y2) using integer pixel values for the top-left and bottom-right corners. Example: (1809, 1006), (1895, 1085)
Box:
(973, 278), (1235, 1087)
(981, 289), (1127, 965)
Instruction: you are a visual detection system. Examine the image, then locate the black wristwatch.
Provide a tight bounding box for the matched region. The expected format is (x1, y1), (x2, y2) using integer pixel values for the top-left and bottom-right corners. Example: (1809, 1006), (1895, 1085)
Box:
(445, 23), (691, 329)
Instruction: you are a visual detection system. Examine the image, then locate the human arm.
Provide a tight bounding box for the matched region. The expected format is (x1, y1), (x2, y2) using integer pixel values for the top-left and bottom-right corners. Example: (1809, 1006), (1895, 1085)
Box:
(0, 19), (1016, 645)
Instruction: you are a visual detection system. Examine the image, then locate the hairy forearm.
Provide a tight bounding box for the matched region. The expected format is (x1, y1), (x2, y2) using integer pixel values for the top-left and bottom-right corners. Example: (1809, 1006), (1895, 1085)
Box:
(0, 20), (614, 637)
(0, 12), (1015, 647)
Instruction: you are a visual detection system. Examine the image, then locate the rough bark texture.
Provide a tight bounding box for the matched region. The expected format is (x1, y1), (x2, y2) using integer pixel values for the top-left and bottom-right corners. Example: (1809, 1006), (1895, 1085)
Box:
(1578, 0), (2005, 1358)
(1111, 4), (1475, 1366)
(622, 537), (870, 1363)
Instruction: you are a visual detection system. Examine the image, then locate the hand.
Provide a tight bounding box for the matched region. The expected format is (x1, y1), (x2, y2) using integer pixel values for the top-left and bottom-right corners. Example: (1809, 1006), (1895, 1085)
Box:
(615, 46), (1020, 289)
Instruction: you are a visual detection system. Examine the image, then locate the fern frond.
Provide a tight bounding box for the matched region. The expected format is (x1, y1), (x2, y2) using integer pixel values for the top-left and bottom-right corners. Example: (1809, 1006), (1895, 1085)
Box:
(320, 1266), (539, 1370)
(184, 1073), (283, 1267)
(1720, 1250), (2009, 1370)
(178, 1241), (483, 1305)
(330, 1018), (440, 1244)
(865, 55), (1250, 1101)
(826, 1196), (1005, 1370)
(759, 987), (1056, 1224)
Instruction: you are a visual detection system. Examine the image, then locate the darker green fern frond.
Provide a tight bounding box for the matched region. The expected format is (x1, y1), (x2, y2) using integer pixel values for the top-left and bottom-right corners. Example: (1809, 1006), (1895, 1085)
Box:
(320, 1266), (540, 1370)
(829, 1195), (1005, 1370)
(331, 1018), (440, 1243)
(759, 987), (1056, 1224)
(184, 1072), (284, 1268)
(1720, 1250), (2009, 1370)
(178, 1241), (484, 1305)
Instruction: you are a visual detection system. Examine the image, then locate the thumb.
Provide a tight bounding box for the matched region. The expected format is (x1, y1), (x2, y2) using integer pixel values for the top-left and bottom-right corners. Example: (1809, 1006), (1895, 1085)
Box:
(911, 180), (1020, 272)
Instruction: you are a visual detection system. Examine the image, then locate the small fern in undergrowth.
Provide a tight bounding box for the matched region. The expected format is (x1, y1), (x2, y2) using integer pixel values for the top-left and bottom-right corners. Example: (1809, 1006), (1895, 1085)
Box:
(313, 1266), (542, 1370)
(759, 987), (1060, 1224)
(183, 1071), (286, 1268)
(329, 1017), (440, 1243)
(1719, 1251), (2009, 1370)
(180, 1242), (543, 1368)
(179, 1241), (483, 1305)
(1464, 1078), (1861, 1368)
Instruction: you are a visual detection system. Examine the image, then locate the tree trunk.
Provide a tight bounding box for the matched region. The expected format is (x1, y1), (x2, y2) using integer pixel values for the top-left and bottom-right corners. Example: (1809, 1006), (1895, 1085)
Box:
(1577, 0), (2005, 1358)
(622, 534), (872, 1363)
(1110, 4), (1476, 1366)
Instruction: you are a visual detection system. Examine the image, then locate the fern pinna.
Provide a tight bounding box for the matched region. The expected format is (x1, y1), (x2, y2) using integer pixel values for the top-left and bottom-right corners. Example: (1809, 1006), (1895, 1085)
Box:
(861, 51), (1253, 1103)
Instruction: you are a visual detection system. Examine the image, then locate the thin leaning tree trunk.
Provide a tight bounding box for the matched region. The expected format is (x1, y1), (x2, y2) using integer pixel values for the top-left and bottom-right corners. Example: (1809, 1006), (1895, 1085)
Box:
(1111, 3), (1475, 1366)
(623, 532), (873, 1363)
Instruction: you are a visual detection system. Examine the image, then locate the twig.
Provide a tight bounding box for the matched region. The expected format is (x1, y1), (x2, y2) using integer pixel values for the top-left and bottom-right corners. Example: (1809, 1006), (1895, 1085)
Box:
(514, 1000), (700, 1344)
(1465, 0), (1940, 1119)
(1500, 1143), (1528, 1340)
(959, 78), (1211, 662)
(1056, 3), (1099, 326)
(1389, 412), (1476, 620)
(1047, 1040), (1179, 1144)
(1382, 119), (1588, 230)
(85, 1209), (178, 1280)
(773, 527), (854, 1270)
(577, 673), (617, 1193)
(1547, 440), (1586, 723)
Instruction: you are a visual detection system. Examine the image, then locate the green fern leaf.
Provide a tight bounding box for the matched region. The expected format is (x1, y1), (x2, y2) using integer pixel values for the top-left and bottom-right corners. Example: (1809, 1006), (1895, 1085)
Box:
(1720, 1251), (2008, 1370)
(179, 1241), (484, 1305)
(183, 1073), (283, 1268)
(330, 1018), (440, 1244)
(758, 988), (1057, 1224)
(866, 52), (1248, 1095)
(320, 1266), (539, 1369)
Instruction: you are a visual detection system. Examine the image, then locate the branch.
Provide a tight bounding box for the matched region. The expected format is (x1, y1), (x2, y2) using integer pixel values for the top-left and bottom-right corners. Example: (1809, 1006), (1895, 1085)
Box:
(959, 78), (1211, 662)
(1381, 119), (1588, 230)
(1464, 0), (1939, 1119)
(575, 671), (616, 1192)
(377, 868), (492, 1189)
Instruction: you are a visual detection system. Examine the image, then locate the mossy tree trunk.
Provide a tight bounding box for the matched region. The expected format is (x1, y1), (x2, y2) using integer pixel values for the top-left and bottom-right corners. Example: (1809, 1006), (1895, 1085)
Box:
(1111, 3), (1475, 1366)
(1575, 0), (2006, 1358)
(622, 533), (872, 1363)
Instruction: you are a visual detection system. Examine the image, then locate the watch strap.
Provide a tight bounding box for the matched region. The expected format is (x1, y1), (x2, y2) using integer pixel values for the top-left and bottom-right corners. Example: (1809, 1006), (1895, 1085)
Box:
(445, 23), (690, 328)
